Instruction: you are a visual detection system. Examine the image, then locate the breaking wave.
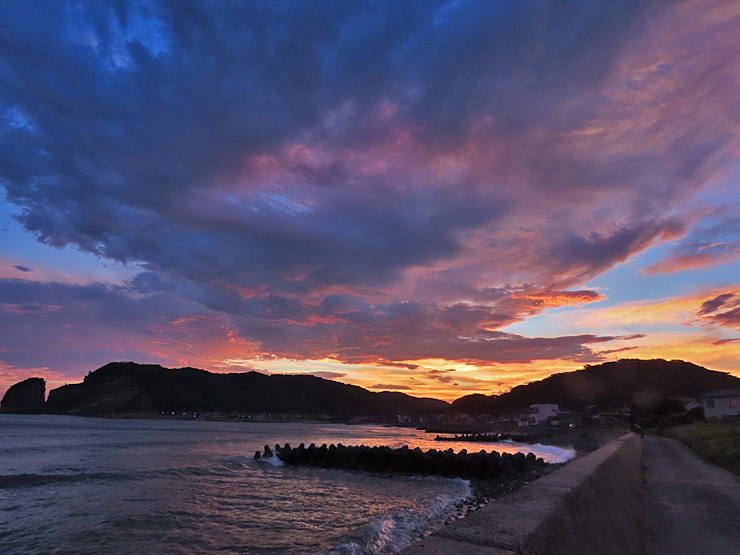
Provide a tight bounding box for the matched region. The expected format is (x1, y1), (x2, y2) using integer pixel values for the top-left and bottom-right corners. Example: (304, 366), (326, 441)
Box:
(326, 478), (471, 554)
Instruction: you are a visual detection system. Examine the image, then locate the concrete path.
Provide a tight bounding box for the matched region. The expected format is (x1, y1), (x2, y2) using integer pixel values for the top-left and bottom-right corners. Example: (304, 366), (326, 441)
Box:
(643, 435), (740, 555)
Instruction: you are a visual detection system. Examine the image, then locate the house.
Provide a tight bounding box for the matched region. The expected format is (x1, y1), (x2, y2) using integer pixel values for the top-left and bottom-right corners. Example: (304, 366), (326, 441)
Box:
(528, 403), (559, 425)
(396, 414), (412, 425)
(700, 388), (740, 419)
(498, 408), (533, 427)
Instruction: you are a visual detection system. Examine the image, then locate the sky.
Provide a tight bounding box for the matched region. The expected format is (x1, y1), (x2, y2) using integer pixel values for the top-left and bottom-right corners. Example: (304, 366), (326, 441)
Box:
(1, 0), (739, 402)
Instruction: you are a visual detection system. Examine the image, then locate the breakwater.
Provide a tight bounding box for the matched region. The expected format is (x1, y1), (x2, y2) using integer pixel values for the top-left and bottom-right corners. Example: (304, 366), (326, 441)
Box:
(434, 432), (546, 444)
(255, 443), (546, 479)
(403, 432), (644, 554)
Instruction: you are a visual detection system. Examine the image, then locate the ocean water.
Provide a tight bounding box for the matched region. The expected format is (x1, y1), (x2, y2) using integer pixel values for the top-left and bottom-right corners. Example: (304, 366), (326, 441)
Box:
(0, 415), (575, 554)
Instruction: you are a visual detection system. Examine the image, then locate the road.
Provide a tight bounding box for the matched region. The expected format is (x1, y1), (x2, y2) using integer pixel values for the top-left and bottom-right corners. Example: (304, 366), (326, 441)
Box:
(643, 435), (740, 555)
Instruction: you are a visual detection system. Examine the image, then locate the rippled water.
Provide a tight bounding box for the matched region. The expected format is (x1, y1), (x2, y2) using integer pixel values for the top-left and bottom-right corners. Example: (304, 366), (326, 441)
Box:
(0, 415), (575, 554)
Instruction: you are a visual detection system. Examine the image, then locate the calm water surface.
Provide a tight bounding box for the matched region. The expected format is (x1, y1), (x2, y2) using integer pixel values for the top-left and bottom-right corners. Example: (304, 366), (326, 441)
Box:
(0, 415), (575, 554)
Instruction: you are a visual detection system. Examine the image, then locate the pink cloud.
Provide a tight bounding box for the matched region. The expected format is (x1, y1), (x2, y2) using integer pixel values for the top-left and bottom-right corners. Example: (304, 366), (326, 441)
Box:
(644, 248), (740, 275)
(307, 371), (347, 380)
(1, 303), (61, 315)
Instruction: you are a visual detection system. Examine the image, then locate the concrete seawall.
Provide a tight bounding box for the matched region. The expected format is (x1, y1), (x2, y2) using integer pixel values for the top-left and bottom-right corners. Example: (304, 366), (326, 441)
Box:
(403, 433), (644, 555)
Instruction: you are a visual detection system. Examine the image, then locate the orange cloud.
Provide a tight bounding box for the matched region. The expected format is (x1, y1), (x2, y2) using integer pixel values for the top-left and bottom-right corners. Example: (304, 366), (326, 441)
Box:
(557, 287), (740, 379)
(643, 250), (740, 274)
(574, 290), (737, 329)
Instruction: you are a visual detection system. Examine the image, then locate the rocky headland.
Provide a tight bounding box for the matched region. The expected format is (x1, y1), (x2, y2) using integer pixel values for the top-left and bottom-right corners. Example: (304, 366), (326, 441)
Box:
(0, 377), (45, 414)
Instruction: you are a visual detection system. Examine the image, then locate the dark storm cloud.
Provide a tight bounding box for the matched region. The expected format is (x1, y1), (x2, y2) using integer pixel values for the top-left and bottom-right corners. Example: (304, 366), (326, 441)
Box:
(0, 0), (684, 289)
(1, 0), (739, 374)
(0, 277), (628, 375)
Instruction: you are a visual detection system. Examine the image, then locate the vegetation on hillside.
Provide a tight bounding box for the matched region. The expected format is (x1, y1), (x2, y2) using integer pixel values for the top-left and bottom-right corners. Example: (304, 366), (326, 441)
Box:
(451, 359), (740, 416)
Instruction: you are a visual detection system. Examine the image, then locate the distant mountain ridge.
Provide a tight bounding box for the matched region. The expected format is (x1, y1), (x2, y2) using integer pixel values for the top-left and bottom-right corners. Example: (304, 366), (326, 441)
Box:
(3, 358), (739, 419)
(451, 359), (740, 415)
(39, 362), (449, 418)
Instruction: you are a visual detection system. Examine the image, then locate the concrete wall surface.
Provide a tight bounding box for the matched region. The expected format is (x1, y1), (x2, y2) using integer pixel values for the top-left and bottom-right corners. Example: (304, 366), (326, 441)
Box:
(403, 433), (644, 555)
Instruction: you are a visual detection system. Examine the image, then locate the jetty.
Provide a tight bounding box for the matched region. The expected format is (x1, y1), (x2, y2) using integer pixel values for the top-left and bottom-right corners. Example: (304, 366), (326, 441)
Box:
(255, 442), (546, 480)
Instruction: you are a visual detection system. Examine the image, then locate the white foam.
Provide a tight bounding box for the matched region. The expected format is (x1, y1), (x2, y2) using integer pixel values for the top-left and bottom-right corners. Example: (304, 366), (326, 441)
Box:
(326, 478), (471, 554)
(252, 453), (284, 467)
(527, 443), (577, 463)
(498, 440), (576, 463)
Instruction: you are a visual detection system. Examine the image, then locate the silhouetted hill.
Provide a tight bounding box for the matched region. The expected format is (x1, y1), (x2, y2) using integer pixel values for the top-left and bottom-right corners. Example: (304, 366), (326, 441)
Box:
(41, 362), (448, 418)
(451, 359), (740, 414)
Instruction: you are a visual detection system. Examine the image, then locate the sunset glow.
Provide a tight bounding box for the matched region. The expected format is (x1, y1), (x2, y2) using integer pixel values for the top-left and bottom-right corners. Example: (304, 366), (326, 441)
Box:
(2, 0), (740, 400)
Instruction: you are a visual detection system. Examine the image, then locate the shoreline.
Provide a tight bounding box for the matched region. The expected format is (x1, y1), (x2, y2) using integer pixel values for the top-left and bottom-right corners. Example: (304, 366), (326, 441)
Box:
(413, 461), (564, 550)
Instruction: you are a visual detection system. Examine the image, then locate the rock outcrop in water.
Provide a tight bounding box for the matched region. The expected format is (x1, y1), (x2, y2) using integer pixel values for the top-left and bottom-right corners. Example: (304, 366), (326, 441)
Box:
(259, 443), (546, 479)
(1, 377), (46, 414)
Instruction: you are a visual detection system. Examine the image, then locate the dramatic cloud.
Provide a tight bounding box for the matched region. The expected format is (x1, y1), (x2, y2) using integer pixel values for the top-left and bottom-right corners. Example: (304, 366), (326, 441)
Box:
(0, 278), (251, 375)
(698, 293), (737, 316)
(696, 292), (740, 329)
(1, 0), (740, 395)
(0, 277), (628, 377)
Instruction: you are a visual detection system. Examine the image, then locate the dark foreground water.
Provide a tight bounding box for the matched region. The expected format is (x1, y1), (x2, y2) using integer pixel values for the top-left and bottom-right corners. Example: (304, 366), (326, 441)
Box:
(0, 415), (575, 554)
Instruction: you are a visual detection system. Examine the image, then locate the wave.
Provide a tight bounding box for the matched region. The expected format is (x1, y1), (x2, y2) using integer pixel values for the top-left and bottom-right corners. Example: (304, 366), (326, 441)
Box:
(252, 453), (284, 467)
(527, 443), (577, 463)
(325, 478), (472, 555)
(499, 440), (577, 463)
(0, 472), (133, 489)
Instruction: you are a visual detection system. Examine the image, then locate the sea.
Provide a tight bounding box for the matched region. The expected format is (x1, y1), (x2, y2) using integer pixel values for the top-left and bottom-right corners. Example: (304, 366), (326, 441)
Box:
(0, 415), (575, 554)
